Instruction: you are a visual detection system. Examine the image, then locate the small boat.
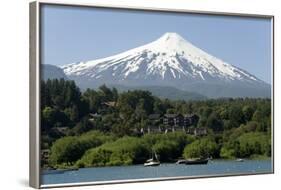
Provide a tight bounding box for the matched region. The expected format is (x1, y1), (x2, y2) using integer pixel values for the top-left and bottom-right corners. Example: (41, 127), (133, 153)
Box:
(144, 160), (160, 167)
(185, 158), (208, 165)
(236, 158), (244, 162)
(176, 159), (187, 164)
(144, 151), (160, 167)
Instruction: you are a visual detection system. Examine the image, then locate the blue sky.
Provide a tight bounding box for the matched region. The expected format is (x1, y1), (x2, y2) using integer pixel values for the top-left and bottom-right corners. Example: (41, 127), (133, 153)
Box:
(41, 5), (272, 84)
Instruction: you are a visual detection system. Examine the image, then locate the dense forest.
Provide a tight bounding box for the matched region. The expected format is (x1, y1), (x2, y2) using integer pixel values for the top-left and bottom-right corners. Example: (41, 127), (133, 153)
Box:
(41, 79), (271, 169)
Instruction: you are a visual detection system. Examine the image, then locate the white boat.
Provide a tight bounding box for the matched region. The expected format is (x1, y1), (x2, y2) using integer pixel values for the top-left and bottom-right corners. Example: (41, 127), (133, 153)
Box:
(144, 152), (160, 167)
(236, 158), (244, 162)
(144, 160), (160, 167)
(176, 159), (187, 164)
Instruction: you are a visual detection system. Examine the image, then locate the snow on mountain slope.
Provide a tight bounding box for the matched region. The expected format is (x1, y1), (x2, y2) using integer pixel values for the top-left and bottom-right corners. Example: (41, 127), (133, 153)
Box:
(62, 32), (261, 84)
(59, 32), (270, 98)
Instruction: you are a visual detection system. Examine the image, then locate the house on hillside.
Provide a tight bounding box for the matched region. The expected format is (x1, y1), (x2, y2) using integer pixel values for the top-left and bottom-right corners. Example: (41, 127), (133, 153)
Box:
(163, 114), (185, 132)
(137, 113), (201, 135)
(183, 114), (199, 127)
(163, 114), (184, 126)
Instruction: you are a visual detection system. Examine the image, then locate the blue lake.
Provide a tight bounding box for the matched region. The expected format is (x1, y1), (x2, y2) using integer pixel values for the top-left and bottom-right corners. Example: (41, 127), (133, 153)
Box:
(41, 159), (272, 185)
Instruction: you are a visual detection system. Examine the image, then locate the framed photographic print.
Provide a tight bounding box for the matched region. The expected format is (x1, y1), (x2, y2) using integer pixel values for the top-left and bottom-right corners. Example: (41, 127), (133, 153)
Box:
(29, 1), (274, 188)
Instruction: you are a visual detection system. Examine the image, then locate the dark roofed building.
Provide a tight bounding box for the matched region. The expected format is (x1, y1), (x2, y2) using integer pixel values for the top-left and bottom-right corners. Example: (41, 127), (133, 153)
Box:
(163, 114), (184, 126)
(135, 113), (200, 135)
(183, 114), (199, 127)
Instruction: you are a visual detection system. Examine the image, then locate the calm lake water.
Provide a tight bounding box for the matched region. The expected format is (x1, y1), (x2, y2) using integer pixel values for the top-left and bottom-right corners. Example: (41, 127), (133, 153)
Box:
(41, 159), (272, 185)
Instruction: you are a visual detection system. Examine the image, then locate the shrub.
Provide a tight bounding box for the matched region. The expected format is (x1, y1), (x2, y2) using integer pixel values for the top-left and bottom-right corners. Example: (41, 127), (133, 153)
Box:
(183, 137), (219, 159)
(49, 131), (115, 167)
(77, 136), (150, 167)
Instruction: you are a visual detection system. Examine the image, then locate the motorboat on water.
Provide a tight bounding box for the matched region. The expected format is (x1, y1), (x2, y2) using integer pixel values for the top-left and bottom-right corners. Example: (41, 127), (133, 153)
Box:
(236, 158), (244, 162)
(176, 159), (187, 164)
(144, 151), (160, 167)
(185, 158), (209, 165)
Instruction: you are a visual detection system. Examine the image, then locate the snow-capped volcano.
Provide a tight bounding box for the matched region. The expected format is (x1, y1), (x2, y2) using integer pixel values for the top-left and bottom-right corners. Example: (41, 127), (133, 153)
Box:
(61, 33), (270, 98)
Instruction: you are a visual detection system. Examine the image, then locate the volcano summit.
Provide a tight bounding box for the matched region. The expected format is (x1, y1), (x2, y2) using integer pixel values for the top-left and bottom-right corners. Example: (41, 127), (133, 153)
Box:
(61, 33), (270, 98)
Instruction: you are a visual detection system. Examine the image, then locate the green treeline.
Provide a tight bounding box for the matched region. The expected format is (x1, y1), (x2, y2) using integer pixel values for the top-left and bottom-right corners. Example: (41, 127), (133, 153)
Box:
(41, 79), (271, 168)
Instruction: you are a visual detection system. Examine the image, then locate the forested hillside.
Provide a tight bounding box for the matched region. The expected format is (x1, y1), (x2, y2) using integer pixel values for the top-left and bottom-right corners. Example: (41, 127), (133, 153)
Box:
(41, 79), (271, 169)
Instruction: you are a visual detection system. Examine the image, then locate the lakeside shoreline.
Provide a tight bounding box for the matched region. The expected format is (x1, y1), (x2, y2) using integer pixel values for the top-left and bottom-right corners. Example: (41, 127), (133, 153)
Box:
(43, 157), (272, 170)
(41, 159), (272, 185)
